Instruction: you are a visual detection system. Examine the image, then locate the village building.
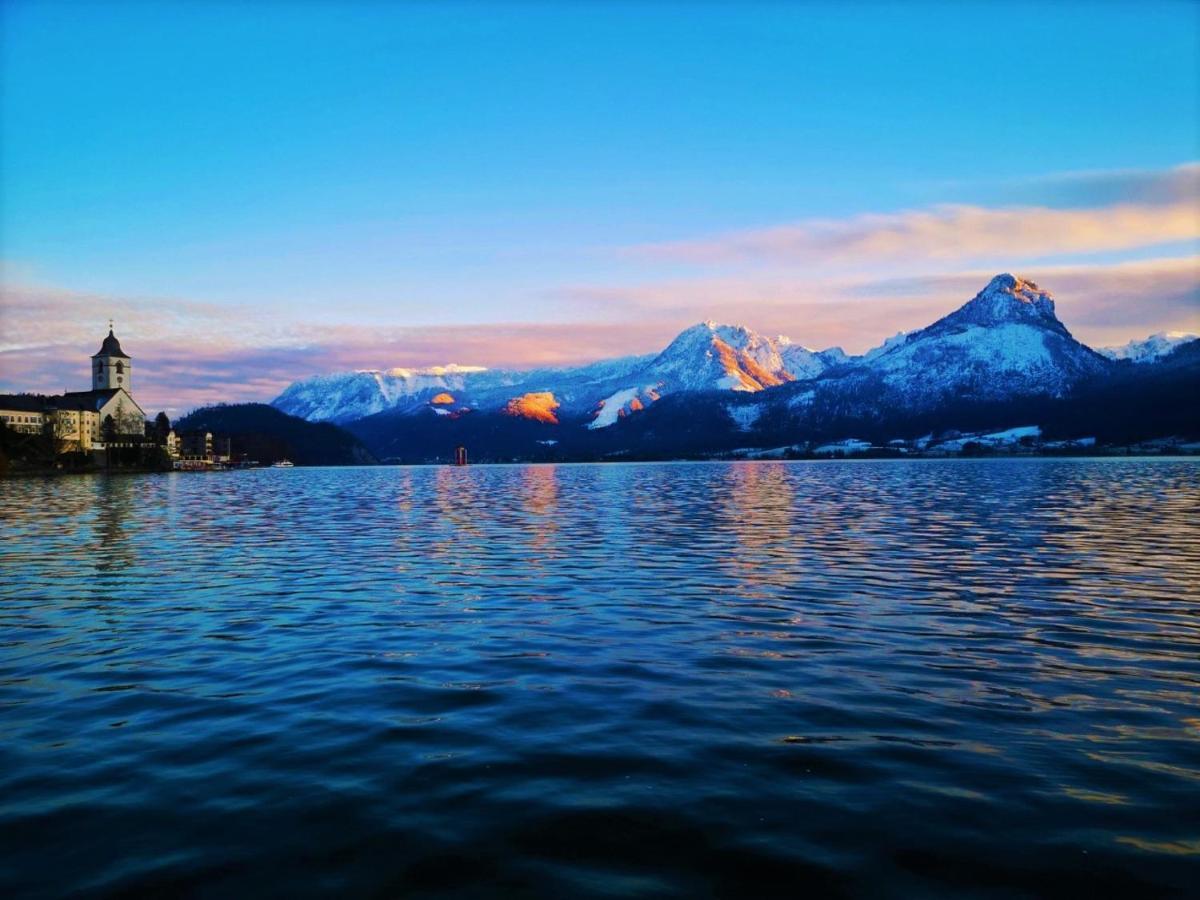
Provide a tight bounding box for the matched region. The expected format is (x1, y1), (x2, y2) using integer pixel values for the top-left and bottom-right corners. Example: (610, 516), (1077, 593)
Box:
(174, 430), (214, 462)
(0, 395), (47, 435)
(0, 325), (148, 455)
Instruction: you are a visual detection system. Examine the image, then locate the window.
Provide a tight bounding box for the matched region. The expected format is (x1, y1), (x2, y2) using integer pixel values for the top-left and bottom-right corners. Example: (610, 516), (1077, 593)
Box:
(116, 362), (124, 374)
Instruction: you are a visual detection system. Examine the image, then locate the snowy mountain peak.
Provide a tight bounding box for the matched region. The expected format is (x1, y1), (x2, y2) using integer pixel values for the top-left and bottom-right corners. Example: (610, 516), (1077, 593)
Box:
(984, 272), (1037, 296)
(840, 274), (1109, 410)
(1099, 331), (1200, 363)
(916, 273), (1070, 340)
(950, 273), (1059, 328)
(654, 322), (793, 391)
(676, 320), (760, 345)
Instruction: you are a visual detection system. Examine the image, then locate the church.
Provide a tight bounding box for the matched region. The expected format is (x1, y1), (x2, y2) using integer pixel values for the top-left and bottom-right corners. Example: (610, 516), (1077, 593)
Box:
(0, 325), (147, 453)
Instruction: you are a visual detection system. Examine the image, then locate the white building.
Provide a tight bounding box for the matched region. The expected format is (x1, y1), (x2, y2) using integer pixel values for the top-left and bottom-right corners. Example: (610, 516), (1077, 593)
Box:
(62, 328), (147, 445)
(0, 326), (147, 453)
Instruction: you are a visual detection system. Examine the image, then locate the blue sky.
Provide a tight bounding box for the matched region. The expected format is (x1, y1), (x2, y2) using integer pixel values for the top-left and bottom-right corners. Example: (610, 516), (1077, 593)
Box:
(1, 1), (1197, 411)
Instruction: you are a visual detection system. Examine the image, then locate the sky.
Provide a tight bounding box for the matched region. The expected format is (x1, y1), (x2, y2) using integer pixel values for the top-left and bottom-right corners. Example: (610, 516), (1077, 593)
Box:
(1, 0), (1198, 414)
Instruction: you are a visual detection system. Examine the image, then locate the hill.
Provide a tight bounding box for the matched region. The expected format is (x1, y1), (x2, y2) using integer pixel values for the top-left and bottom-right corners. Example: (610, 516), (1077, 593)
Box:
(175, 403), (376, 466)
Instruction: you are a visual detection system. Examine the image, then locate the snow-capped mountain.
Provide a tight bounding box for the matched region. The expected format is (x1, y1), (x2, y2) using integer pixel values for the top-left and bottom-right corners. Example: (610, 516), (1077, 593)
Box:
(273, 321), (847, 427)
(273, 273), (1177, 436)
(272, 365), (488, 423)
(811, 273), (1112, 410)
(1099, 332), (1199, 363)
(646, 321), (791, 391)
(274, 272), (1199, 462)
(273, 355), (656, 424)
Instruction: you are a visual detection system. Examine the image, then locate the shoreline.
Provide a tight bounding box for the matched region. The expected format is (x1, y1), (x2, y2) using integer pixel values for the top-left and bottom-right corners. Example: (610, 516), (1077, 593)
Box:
(3, 450), (1199, 477)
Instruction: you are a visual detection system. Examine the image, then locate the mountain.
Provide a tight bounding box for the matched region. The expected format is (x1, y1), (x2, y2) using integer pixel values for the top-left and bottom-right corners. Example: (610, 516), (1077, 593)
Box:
(1099, 332), (1199, 364)
(273, 322), (847, 428)
(175, 403), (377, 466)
(814, 273), (1112, 410)
(272, 364), (490, 424)
(272, 273), (1198, 462)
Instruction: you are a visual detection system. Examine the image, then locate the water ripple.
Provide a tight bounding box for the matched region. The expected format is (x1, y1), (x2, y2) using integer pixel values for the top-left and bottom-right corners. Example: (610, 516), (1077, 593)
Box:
(1, 459), (1198, 897)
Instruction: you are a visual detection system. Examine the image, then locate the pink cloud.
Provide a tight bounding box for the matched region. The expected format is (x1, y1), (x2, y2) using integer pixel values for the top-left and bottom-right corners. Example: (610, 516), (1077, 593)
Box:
(631, 171), (1200, 266)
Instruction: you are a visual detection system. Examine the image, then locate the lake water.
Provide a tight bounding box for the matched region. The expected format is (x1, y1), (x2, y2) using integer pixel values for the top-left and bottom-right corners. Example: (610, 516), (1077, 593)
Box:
(1, 460), (1198, 897)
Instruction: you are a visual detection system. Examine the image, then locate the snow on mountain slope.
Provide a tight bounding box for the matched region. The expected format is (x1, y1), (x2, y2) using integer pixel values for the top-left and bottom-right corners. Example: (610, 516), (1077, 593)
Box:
(587, 386), (663, 429)
(272, 365), (487, 423)
(579, 322), (846, 427)
(642, 321), (791, 392)
(1099, 332), (1199, 363)
(779, 339), (847, 378)
(835, 274), (1111, 407)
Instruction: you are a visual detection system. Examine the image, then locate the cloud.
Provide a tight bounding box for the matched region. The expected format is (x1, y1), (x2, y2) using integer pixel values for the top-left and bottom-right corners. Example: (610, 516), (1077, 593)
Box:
(630, 163), (1200, 269)
(633, 200), (1199, 267)
(967, 161), (1200, 209)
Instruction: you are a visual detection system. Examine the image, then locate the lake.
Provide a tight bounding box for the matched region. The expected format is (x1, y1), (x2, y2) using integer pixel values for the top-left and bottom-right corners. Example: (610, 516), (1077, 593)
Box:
(1, 459), (1198, 897)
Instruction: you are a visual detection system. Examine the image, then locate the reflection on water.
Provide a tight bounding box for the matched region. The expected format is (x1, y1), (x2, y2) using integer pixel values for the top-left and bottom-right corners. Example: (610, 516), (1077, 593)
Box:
(1, 459), (1198, 897)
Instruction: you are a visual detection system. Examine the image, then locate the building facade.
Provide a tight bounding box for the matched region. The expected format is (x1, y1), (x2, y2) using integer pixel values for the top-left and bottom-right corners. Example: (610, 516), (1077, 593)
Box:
(0, 326), (148, 455)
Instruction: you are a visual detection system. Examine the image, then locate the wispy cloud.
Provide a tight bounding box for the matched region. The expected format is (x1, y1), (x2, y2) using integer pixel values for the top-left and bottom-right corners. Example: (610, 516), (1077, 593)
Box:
(631, 163), (1200, 268)
(633, 201), (1199, 267)
(922, 161), (1200, 209)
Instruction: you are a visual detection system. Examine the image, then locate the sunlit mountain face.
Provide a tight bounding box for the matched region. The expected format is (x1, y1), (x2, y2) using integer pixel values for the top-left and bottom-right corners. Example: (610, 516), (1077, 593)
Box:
(503, 392), (560, 425)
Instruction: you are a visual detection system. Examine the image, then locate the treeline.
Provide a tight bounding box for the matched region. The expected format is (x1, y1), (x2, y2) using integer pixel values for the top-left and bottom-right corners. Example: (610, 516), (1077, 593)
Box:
(175, 403), (377, 466)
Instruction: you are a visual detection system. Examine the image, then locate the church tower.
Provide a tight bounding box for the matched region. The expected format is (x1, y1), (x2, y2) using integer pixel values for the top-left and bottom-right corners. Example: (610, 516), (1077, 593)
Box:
(92, 324), (132, 393)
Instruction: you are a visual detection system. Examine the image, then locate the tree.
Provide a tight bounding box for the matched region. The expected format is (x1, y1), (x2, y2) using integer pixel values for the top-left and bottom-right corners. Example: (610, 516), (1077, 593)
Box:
(154, 411), (171, 443)
(32, 415), (67, 466)
(114, 409), (143, 438)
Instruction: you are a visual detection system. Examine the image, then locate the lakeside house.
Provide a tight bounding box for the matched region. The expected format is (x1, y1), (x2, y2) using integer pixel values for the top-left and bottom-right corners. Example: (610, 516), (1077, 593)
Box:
(0, 325), (239, 470)
(1, 325), (148, 457)
(168, 430), (222, 469)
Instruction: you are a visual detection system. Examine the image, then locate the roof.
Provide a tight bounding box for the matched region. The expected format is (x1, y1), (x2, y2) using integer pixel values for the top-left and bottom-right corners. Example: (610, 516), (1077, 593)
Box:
(92, 329), (130, 359)
(59, 389), (122, 411)
(0, 394), (52, 412)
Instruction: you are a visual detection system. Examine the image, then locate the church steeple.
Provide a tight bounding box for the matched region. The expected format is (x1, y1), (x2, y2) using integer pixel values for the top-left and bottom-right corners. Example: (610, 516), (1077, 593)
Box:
(91, 323), (132, 392)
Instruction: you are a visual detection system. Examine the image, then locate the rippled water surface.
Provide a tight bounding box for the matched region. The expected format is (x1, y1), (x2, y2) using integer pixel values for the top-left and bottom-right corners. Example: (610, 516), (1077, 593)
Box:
(2, 460), (1199, 897)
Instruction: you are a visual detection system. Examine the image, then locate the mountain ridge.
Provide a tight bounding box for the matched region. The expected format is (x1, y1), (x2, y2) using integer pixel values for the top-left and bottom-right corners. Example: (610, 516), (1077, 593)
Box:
(272, 274), (1197, 456)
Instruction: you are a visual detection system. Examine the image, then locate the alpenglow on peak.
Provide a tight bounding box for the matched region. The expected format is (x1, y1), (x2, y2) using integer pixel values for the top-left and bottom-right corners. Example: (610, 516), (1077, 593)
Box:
(939, 272), (1062, 332)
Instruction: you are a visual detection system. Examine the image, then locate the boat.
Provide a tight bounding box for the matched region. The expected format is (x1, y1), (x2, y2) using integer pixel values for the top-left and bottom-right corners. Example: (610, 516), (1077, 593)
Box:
(271, 459), (294, 468)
